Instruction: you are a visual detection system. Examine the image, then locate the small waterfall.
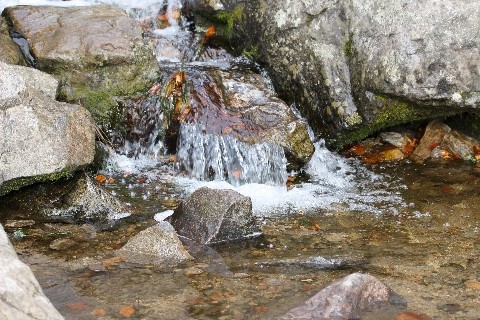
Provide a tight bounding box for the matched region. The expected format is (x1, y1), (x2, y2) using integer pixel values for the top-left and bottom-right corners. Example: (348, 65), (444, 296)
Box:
(176, 123), (288, 187)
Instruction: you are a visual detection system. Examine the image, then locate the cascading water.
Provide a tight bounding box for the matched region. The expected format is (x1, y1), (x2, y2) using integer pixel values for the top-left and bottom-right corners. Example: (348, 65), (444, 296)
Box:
(34, 0), (404, 216)
(177, 123), (287, 186)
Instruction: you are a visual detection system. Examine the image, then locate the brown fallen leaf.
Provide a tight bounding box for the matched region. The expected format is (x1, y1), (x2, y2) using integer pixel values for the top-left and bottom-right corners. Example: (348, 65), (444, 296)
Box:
(68, 301), (89, 311)
(92, 309), (107, 317)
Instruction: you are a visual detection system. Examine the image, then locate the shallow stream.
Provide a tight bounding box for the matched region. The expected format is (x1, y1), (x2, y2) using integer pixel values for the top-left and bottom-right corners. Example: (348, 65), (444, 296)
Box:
(2, 0), (480, 319)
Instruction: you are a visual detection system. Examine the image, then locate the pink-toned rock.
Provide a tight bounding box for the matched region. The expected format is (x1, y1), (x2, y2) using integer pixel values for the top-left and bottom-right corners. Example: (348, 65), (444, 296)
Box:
(282, 272), (405, 319)
(410, 121), (450, 164)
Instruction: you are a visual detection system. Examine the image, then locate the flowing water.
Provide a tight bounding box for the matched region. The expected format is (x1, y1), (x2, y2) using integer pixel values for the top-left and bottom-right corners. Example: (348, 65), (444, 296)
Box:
(2, 1), (480, 319)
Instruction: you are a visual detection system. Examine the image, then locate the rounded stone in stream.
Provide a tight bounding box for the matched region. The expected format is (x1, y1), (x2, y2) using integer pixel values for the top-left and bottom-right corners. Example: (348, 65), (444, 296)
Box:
(116, 221), (192, 267)
(170, 187), (261, 244)
(281, 272), (406, 320)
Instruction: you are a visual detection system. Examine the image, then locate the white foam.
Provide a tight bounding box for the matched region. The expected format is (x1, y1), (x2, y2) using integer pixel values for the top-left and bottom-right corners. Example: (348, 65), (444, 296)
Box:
(174, 140), (405, 216)
(154, 210), (174, 222)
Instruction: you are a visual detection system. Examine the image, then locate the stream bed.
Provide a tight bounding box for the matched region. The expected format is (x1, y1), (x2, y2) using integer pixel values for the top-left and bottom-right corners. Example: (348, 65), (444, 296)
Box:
(5, 160), (480, 320)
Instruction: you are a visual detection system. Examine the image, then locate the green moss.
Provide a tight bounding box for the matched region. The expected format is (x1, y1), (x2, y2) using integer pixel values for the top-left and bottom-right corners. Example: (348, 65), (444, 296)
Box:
(344, 34), (354, 57)
(214, 5), (244, 40)
(327, 94), (454, 150)
(242, 45), (259, 60)
(0, 168), (74, 197)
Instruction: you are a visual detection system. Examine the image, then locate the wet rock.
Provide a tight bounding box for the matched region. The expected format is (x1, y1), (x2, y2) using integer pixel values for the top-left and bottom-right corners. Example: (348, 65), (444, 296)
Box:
(3, 5), (158, 128)
(204, 0), (479, 147)
(0, 17), (27, 65)
(184, 266), (204, 276)
(45, 172), (131, 225)
(411, 121), (451, 163)
(43, 224), (97, 243)
(4, 220), (35, 229)
(170, 187), (261, 244)
(49, 238), (77, 251)
(281, 272), (405, 319)
(441, 130), (479, 162)
(0, 62), (95, 196)
(0, 224), (64, 320)
(380, 132), (414, 150)
(0, 172), (130, 226)
(179, 67), (314, 169)
(117, 221), (192, 267)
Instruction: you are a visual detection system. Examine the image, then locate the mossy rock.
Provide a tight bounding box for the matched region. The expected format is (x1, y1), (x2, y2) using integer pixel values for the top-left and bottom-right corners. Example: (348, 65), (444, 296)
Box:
(327, 94), (457, 150)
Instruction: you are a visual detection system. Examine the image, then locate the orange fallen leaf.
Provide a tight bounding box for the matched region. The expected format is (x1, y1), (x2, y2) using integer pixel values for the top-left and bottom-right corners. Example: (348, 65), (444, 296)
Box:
(350, 144), (366, 156)
(473, 145), (480, 154)
(92, 309), (107, 317)
(157, 13), (168, 21)
(402, 145), (414, 155)
(311, 220), (321, 231)
(205, 25), (216, 38)
(395, 310), (430, 320)
(68, 301), (89, 311)
(95, 174), (107, 183)
(362, 155), (380, 164)
(119, 305), (135, 318)
(171, 9), (181, 20)
(107, 177), (116, 184)
(428, 143), (440, 151)
(102, 256), (126, 269)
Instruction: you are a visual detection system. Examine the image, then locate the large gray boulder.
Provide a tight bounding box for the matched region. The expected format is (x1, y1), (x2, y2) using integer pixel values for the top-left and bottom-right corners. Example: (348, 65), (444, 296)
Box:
(192, 0), (480, 148)
(0, 224), (64, 320)
(3, 5), (158, 128)
(0, 62), (95, 196)
(281, 272), (405, 319)
(170, 187), (261, 244)
(0, 17), (27, 65)
(117, 221), (193, 267)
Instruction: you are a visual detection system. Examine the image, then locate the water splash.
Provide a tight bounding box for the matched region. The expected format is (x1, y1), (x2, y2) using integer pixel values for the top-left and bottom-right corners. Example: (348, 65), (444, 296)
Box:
(176, 123), (287, 187)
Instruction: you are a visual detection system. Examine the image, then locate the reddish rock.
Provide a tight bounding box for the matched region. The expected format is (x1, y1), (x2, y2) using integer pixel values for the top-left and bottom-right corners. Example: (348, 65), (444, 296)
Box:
(281, 272), (405, 319)
(410, 121), (451, 163)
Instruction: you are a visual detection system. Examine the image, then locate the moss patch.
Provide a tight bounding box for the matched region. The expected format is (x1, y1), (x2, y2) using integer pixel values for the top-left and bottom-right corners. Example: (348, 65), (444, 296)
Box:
(0, 168), (75, 197)
(327, 94), (456, 150)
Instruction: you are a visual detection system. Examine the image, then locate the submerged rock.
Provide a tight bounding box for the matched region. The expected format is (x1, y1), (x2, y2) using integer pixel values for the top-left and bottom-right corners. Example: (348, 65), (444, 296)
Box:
(281, 272), (405, 319)
(0, 224), (64, 320)
(0, 62), (95, 196)
(0, 172), (130, 227)
(117, 221), (192, 267)
(44, 172), (131, 225)
(170, 187), (261, 244)
(0, 17), (27, 65)
(3, 5), (158, 128)
(197, 0), (480, 147)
